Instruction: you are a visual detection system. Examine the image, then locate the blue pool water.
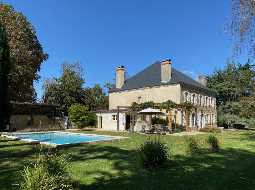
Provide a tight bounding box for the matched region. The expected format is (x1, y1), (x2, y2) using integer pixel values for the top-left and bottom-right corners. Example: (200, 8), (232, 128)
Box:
(10, 132), (118, 146)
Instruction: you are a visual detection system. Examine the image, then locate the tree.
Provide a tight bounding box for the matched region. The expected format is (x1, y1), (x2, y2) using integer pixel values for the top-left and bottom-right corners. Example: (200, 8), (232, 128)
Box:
(0, 22), (10, 131)
(207, 60), (255, 105)
(0, 3), (48, 102)
(68, 103), (96, 128)
(208, 60), (255, 127)
(230, 0), (255, 57)
(43, 62), (85, 113)
(83, 84), (109, 110)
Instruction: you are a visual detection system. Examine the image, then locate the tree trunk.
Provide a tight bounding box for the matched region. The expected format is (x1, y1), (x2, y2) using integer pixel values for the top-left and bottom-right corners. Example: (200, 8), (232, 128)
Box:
(0, 24), (10, 131)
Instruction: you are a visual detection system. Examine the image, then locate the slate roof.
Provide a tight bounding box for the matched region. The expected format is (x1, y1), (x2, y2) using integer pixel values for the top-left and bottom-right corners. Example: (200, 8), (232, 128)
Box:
(110, 61), (216, 96)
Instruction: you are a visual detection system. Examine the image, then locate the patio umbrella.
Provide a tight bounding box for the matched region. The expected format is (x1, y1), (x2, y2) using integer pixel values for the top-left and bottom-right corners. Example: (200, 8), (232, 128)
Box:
(138, 108), (164, 128)
(138, 108), (163, 114)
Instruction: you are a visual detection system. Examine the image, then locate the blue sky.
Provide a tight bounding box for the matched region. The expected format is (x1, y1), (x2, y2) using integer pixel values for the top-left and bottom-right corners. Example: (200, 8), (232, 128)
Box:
(3, 0), (233, 99)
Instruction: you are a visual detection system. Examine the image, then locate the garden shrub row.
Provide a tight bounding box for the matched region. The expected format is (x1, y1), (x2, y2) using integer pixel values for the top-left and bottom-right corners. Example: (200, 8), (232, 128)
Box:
(137, 134), (221, 170)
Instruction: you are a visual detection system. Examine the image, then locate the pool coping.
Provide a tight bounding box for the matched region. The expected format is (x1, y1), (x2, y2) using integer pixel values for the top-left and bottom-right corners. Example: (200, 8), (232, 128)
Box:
(1, 131), (129, 147)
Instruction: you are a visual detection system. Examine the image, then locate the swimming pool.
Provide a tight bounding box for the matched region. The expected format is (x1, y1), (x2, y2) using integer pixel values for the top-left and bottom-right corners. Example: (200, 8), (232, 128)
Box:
(4, 131), (125, 146)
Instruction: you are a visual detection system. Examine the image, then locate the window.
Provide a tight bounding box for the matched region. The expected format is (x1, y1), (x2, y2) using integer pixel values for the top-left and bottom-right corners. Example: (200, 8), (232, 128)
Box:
(192, 94), (195, 104)
(112, 115), (117, 121)
(199, 95), (202, 106)
(137, 96), (142, 103)
(184, 92), (188, 102)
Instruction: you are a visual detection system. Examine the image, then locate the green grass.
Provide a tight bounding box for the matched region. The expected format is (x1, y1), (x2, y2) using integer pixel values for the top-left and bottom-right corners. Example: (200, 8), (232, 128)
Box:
(1, 130), (255, 190)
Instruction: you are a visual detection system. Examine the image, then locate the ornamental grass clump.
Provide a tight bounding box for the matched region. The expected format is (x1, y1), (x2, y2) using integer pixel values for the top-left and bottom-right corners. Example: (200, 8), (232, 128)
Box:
(21, 152), (73, 190)
(207, 135), (220, 152)
(185, 136), (201, 155)
(137, 137), (169, 169)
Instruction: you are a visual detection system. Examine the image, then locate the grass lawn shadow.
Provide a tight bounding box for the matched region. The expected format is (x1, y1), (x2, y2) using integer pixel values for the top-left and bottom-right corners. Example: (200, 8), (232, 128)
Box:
(64, 144), (255, 190)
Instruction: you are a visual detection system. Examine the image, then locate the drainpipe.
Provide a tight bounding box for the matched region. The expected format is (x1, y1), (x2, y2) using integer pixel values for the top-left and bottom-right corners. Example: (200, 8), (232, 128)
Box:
(117, 106), (120, 131)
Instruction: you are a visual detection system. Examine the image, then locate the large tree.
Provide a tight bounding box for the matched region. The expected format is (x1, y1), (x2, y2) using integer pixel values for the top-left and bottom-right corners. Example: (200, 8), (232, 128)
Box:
(0, 3), (48, 102)
(43, 62), (109, 113)
(207, 60), (255, 105)
(207, 60), (255, 127)
(43, 62), (85, 113)
(83, 84), (109, 110)
(0, 22), (10, 131)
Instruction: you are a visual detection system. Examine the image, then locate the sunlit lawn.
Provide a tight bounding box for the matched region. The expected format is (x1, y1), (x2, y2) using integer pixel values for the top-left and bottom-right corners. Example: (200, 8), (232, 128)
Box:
(1, 130), (255, 190)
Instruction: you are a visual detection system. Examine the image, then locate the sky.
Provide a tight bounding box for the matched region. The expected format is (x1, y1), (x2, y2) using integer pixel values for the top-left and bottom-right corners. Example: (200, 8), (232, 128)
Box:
(2, 0), (234, 99)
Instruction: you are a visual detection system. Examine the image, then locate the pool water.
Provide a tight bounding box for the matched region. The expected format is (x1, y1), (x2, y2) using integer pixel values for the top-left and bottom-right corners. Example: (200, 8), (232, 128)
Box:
(9, 132), (119, 146)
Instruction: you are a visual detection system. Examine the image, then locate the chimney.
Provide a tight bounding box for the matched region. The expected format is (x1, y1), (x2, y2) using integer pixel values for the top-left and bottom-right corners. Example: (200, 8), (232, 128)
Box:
(116, 66), (125, 89)
(161, 59), (172, 83)
(198, 75), (207, 87)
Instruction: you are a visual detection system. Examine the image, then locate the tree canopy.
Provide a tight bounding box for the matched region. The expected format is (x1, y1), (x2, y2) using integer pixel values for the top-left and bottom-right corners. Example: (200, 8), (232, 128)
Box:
(207, 60), (255, 105)
(43, 62), (108, 114)
(0, 22), (10, 130)
(207, 60), (255, 127)
(43, 62), (85, 112)
(0, 3), (48, 102)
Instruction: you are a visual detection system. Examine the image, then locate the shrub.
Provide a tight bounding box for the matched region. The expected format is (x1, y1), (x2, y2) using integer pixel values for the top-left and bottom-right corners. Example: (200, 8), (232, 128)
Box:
(152, 117), (168, 125)
(199, 126), (221, 133)
(21, 153), (73, 190)
(68, 103), (96, 128)
(207, 135), (220, 152)
(233, 123), (245, 129)
(185, 137), (201, 155)
(137, 137), (169, 169)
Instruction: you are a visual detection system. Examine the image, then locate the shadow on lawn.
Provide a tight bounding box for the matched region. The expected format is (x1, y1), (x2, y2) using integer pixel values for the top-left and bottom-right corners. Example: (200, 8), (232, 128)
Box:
(0, 144), (37, 190)
(61, 144), (255, 190)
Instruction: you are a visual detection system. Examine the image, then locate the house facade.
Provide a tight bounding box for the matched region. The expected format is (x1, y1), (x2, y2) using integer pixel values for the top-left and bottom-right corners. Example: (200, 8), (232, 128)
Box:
(97, 59), (217, 131)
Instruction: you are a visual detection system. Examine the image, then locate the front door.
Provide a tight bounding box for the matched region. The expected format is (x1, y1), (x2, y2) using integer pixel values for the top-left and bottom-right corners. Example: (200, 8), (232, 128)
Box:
(98, 116), (102, 128)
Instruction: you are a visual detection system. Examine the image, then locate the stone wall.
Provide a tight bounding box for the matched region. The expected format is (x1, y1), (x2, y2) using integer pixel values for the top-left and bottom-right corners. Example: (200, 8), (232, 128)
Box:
(10, 114), (61, 131)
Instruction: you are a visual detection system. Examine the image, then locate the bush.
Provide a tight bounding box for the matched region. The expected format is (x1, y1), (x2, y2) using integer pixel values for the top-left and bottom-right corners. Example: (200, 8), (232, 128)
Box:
(199, 126), (221, 133)
(207, 135), (220, 152)
(21, 153), (73, 190)
(233, 123), (245, 129)
(152, 117), (168, 125)
(185, 137), (201, 155)
(137, 137), (169, 169)
(68, 103), (96, 128)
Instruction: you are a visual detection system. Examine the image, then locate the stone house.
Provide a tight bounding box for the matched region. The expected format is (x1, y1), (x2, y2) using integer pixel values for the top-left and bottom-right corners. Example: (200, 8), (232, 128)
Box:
(96, 59), (217, 131)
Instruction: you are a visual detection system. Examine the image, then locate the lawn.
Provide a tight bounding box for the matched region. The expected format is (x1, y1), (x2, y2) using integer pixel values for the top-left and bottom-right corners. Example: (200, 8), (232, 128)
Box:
(1, 130), (255, 190)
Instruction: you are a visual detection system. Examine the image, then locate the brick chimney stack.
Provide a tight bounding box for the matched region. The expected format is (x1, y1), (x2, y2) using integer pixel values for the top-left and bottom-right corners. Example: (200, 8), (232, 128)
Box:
(198, 75), (207, 87)
(116, 66), (125, 89)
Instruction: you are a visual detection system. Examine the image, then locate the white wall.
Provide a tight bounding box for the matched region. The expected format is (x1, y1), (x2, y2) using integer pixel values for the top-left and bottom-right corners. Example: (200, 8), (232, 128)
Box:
(109, 84), (181, 109)
(96, 112), (126, 131)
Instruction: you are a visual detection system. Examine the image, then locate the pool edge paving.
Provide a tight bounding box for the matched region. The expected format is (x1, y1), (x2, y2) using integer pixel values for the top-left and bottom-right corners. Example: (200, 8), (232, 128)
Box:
(1, 131), (128, 147)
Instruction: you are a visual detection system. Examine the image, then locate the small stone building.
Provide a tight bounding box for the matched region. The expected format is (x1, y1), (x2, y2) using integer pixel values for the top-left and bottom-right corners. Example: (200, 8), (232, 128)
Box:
(96, 59), (217, 131)
(9, 101), (61, 131)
